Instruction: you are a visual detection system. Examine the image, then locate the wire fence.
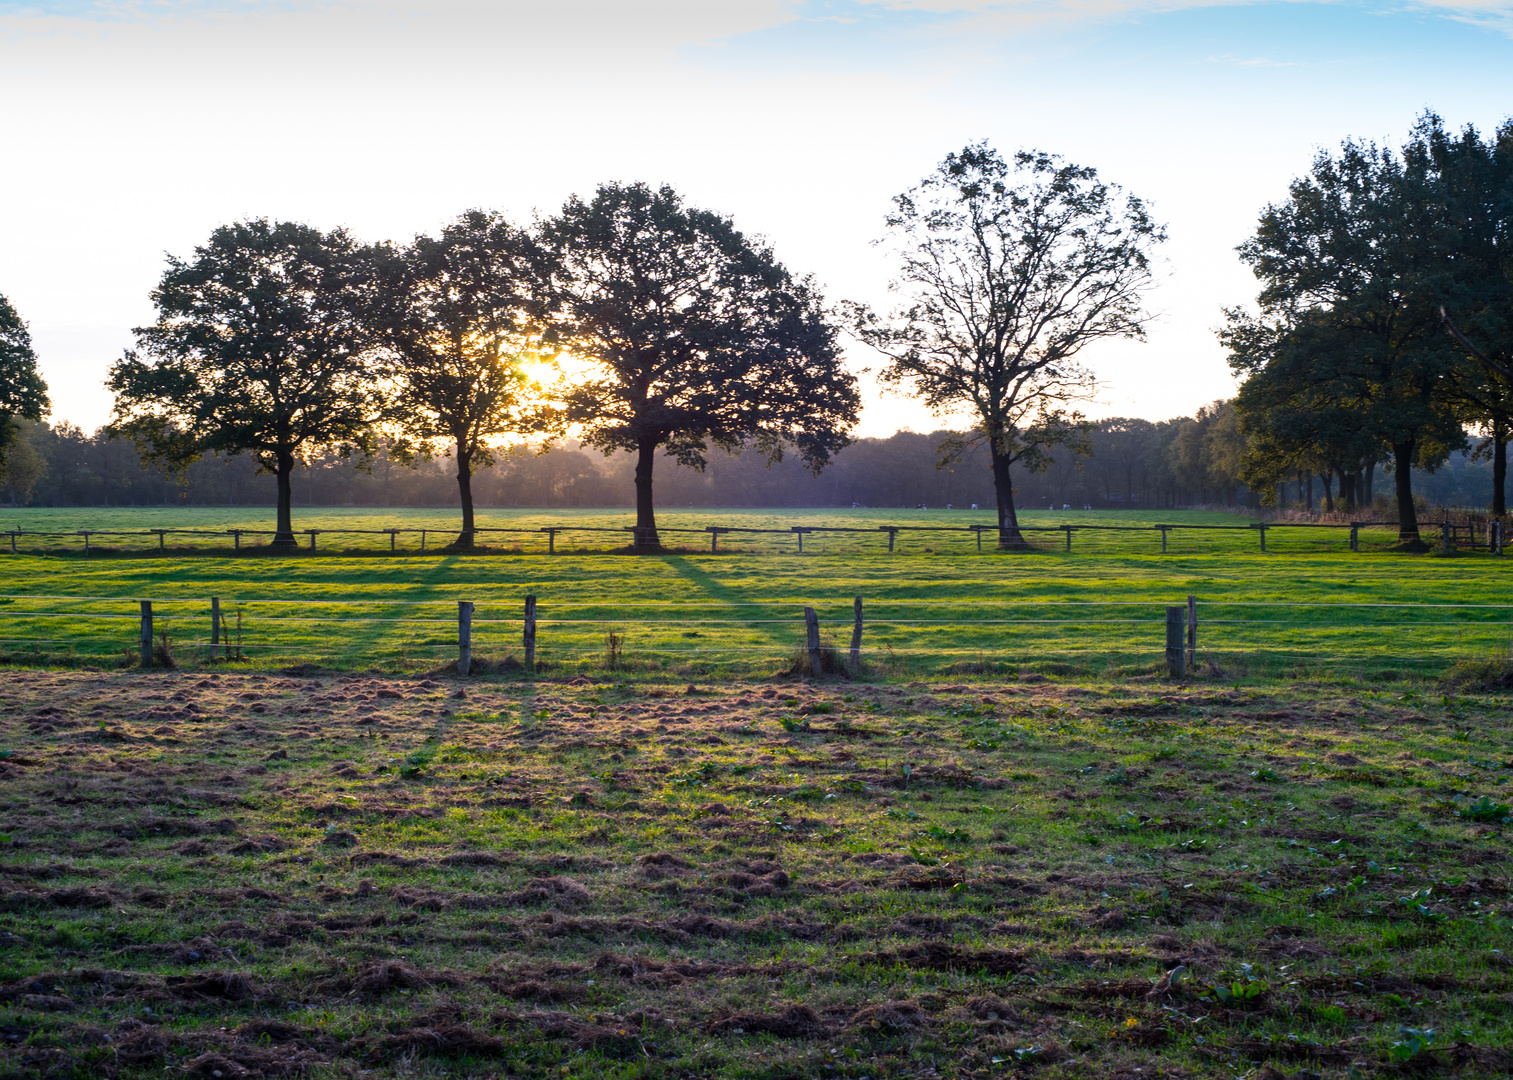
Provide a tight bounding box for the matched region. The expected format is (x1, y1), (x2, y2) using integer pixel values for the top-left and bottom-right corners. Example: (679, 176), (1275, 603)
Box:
(1, 591), (1507, 680)
(1, 517), (1509, 558)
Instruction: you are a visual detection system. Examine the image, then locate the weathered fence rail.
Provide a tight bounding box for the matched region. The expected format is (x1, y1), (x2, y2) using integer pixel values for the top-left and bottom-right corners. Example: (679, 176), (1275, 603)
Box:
(2, 518), (1505, 557)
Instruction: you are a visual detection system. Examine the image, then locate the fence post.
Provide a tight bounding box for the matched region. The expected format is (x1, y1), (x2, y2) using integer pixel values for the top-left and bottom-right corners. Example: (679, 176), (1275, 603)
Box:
(849, 595), (863, 670)
(1159, 526), (1167, 554)
(1165, 605), (1185, 679)
(710, 529), (719, 553)
(139, 600), (153, 667)
(1064, 525), (1072, 552)
(389, 530), (396, 553)
(83, 531), (91, 556)
(210, 597), (221, 661)
(546, 529), (557, 555)
(458, 601), (474, 676)
(1186, 594), (1196, 671)
(156, 529), (165, 552)
(805, 605), (822, 676)
(1258, 525), (1267, 552)
(231, 529), (241, 552)
(884, 527), (897, 553)
(523, 594), (537, 671)
(975, 526), (982, 553)
(1350, 523), (1359, 552)
(307, 530), (317, 551)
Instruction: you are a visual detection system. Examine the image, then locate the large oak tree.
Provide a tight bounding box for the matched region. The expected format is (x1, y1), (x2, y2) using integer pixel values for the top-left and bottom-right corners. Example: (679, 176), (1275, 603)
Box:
(539, 182), (859, 551)
(108, 220), (383, 547)
(372, 210), (548, 548)
(851, 144), (1164, 548)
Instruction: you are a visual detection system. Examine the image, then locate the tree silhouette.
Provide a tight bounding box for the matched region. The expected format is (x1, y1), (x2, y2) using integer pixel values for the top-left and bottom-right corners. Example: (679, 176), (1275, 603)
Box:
(109, 220), (383, 547)
(852, 144), (1163, 548)
(372, 210), (548, 548)
(540, 182), (858, 551)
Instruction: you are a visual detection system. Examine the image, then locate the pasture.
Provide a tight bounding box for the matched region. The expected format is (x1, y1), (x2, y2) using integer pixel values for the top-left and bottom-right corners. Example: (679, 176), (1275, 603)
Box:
(0, 666), (1511, 1078)
(1, 508), (1510, 1078)
(0, 508), (1508, 680)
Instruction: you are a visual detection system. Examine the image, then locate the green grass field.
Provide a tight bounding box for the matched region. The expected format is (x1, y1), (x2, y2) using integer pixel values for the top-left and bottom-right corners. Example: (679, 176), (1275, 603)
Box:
(3, 511), (1511, 1078)
(1, 668), (1510, 1078)
(0, 521), (1508, 679)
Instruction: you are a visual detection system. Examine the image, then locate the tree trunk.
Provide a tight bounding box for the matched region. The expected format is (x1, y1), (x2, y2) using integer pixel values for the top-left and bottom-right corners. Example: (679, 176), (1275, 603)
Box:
(1320, 473), (1334, 513)
(1493, 423), (1507, 518)
(1365, 459), (1375, 507)
(1392, 441), (1423, 546)
(454, 442), (475, 550)
(989, 443), (1028, 549)
(272, 451), (297, 548)
(633, 434), (662, 553)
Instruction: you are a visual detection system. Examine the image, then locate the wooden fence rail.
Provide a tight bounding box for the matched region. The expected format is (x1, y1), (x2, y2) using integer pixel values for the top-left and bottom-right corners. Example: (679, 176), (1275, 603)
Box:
(4, 518), (1505, 557)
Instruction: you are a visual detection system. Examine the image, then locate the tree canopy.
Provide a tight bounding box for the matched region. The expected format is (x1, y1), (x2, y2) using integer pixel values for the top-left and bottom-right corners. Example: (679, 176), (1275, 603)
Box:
(539, 182), (859, 550)
(108, 220), (383, 545)
(371, 210), (548, 548)
(0, 291), (50, 473)
(852, 143), (1164, 548)
(1223, 121), (1498, 544)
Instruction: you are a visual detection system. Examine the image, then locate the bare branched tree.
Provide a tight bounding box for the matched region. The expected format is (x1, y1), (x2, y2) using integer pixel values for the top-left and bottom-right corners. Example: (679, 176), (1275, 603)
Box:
(851, 144), (1164, 547)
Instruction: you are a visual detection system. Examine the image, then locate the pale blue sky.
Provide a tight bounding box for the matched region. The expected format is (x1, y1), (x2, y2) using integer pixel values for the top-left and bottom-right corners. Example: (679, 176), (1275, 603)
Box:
(2, 0), (1510, 434)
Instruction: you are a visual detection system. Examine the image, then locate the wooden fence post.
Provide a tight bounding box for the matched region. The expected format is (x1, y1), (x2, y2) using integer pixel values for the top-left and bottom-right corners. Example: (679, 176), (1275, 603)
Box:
(458, 601), (474, 676)
(1350, 524), (1359, 552)
(523, 594), (537, 671)
(1186, 594), (1196, 671)
(1258, 525), (1267, 552)
(210, 597), (221, 661)
(805, 606), (822, 676)
(1165, 605), (1185, 680)
(83, 531), (91, 556)
(1158, 526), (1167, 554)
(849, 595), (863, 670)
(140, 600), (153, 667)
(156, 530), (165, 551)
(1064, 525), (1072, 552)
(231, 529), (241, 552)
(546, 529), (557, 555)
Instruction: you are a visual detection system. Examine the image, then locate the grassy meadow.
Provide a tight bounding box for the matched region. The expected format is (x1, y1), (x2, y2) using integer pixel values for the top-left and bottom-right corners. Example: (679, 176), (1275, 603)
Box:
(0, 667), (1511, 1078)
(1, 507), (1510, 1078)
(0, 539), (1508, 679)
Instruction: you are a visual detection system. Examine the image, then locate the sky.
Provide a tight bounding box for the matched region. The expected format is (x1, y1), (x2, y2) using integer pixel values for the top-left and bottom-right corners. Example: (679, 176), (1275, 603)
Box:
(2, 0), (1512, 437)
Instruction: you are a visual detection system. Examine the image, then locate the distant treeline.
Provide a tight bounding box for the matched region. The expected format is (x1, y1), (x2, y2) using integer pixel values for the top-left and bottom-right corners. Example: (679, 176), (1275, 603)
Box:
(3, 404), (1497, 512)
